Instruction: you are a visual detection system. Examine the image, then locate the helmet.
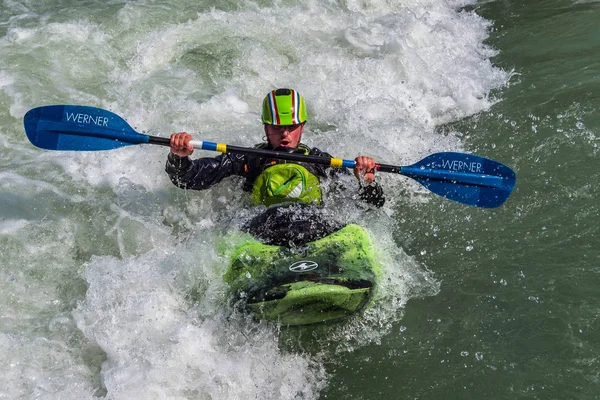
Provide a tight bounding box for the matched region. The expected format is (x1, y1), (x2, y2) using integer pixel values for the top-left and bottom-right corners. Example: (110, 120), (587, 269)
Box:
(261, 88), (307, 125)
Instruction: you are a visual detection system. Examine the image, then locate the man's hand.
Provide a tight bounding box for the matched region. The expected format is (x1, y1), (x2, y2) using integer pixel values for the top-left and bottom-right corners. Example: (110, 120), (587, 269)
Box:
(354, 156), (377, 185)
(170, 132), (194, 157)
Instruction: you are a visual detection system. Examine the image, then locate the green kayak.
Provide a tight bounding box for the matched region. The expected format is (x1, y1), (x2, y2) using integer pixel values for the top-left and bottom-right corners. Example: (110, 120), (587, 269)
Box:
(224, 223), (381, 326)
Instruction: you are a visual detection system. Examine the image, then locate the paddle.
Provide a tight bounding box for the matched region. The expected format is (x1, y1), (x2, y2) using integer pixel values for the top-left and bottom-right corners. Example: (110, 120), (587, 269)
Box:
(24, 105), (516, 208)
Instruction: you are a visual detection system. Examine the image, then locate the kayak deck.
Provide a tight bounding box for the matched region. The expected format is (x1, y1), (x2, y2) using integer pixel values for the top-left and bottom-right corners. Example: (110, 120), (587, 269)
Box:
(224, 224), (380, 325)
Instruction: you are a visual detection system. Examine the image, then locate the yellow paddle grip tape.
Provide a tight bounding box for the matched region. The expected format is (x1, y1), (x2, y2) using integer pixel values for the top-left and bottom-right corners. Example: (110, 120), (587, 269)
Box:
(216, 143), (227, 153)
(330, 158), (343, 168)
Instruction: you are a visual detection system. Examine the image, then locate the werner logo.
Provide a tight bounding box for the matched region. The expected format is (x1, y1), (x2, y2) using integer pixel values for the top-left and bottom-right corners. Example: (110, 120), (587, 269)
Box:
(289, 260), (319, 272)
(440, 159), (483, 173)
(65, 112), (109, 127)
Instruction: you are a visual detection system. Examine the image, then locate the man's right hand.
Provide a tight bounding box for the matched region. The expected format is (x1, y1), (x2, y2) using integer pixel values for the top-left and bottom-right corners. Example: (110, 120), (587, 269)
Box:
(170, 132), (194, 157)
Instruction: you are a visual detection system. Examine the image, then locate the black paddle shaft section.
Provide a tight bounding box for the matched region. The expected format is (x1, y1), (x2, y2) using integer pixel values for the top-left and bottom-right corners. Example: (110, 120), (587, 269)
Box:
(225, 145), (338, 166)
(377, 163), (401, 174)
(148, 136), (171, 146)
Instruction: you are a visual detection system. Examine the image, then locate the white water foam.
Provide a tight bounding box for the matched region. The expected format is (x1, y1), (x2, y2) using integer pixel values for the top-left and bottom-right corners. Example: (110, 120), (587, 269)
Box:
(72, 235), (327, 399)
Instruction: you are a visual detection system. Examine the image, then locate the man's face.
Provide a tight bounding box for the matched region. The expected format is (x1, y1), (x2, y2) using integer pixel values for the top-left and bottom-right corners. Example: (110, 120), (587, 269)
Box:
(264, 123), (304, 149)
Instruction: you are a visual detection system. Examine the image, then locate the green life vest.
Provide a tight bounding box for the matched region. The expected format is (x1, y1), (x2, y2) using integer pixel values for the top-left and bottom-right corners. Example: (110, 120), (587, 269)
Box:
(252, 163), (322, 206)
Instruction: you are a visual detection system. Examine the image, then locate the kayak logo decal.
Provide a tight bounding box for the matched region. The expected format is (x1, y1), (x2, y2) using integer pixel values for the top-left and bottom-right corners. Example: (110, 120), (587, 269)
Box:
(289, 260), (319, 272)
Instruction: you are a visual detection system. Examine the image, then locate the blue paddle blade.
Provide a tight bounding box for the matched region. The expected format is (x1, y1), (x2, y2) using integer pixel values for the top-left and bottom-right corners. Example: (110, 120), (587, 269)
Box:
(401, 152), (516, 208)
(24, 105), (149, 151)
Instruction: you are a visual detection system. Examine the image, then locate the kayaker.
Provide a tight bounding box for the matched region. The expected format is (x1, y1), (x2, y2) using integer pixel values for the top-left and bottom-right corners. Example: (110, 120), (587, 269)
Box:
(165, 88), (385, 245)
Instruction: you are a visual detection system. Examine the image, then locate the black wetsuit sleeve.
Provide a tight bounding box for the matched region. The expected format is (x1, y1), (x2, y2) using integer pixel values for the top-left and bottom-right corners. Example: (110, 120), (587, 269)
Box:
(358, 182), (386, 207)
(309, 147), (385, 208)
(165, 152), (246, 190)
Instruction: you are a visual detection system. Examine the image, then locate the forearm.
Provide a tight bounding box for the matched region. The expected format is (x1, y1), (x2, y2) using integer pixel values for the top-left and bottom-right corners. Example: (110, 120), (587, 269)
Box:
(165, 152), (237, 190)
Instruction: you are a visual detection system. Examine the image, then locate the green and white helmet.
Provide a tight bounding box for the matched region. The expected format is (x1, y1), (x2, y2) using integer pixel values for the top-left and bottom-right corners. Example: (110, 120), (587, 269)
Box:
(261, 88), (307, 125)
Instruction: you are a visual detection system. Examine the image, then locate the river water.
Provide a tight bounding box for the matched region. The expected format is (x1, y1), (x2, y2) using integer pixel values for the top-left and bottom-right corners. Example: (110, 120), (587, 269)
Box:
(1, 0), (598, 399)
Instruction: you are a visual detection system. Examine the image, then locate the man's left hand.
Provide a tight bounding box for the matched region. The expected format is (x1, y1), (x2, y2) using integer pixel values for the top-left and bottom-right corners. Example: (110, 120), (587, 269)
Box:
(354, 156), (377, 185)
